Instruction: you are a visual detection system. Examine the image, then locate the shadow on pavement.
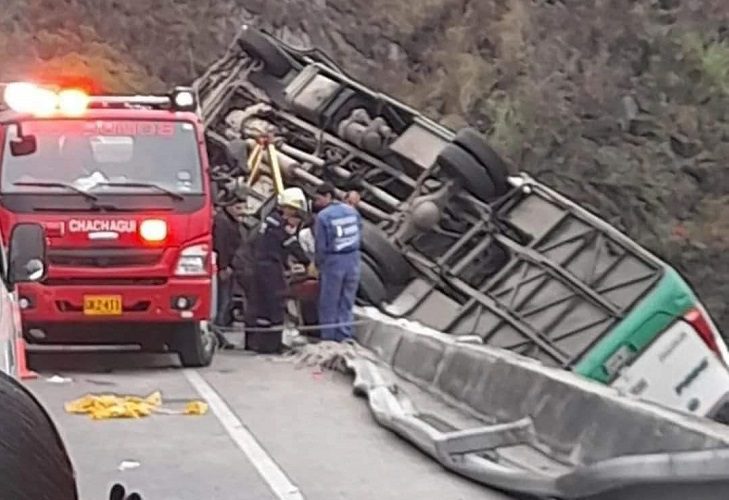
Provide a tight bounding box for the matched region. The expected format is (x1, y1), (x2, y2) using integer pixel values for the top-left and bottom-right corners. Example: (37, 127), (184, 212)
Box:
(28, 349), (181, 373)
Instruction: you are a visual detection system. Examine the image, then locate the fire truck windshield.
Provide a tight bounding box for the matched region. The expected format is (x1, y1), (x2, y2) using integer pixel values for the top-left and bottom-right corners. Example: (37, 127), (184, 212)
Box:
(0, 119), (203, 196)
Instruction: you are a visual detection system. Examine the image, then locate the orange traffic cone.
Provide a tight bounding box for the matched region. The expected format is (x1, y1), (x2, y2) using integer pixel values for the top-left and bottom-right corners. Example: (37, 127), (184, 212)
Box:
(15, 338), (37, 380)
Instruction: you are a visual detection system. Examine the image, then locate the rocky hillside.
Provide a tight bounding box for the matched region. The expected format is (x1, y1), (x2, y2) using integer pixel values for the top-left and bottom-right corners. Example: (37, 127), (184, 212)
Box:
(3, 0), (729, 331)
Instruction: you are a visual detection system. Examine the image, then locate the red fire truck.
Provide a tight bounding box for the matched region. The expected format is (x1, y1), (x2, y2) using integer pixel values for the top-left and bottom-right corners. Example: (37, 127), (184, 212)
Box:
(0, 82), (217, 366)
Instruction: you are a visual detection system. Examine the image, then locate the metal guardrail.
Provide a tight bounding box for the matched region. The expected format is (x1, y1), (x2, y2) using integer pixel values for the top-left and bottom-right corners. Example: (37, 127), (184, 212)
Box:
(341, 306), (729, 499)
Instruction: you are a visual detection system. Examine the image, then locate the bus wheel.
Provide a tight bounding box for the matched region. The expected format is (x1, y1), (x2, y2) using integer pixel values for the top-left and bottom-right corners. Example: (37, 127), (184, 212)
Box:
(236, 25), (294, 78)
(361, 221), (411, 285)
(175, 322), (215, 368)
(437, 143), (498, 202)
(358, 257), (387, 306)
(453, 127), (511, 197)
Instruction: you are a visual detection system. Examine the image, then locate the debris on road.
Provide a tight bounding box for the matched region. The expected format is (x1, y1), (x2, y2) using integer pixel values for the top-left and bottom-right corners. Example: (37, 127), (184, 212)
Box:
(184, 401), (209, 415)
(281, 341), (357, 374)
(46, 374), (73, 384)
(64, 390), (209, 420)
(117, 460), (141, 471)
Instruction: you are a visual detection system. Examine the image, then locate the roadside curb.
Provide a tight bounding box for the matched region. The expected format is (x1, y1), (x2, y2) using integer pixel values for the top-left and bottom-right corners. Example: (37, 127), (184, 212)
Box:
(347, 306), (729, 499)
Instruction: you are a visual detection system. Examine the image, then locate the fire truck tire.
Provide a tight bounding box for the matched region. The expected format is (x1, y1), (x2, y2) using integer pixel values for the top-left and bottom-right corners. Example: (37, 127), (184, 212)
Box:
(358, 257), (387, 306)
(436, 143), (498, 202)
(453, 127), (511, 196)
(236, 26), (293, 78)
(175, 322), (215, 367)
(361, 221), (411, 285)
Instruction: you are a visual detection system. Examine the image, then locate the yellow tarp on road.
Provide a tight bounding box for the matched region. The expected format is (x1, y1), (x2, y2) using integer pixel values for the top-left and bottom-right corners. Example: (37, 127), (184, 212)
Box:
(65, 390), (208, 420)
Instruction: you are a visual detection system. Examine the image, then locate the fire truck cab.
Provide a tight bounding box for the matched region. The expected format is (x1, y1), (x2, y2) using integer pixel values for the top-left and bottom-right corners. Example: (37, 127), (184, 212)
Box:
(0, 82), (217, 367)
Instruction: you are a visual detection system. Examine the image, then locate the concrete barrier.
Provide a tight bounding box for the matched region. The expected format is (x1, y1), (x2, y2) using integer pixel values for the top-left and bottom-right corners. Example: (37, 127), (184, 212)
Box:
(348, 306), (729, 499)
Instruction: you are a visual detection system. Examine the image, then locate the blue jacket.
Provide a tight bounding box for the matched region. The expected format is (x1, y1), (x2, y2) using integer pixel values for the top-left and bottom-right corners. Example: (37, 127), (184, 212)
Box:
(314, 201), (362, 267)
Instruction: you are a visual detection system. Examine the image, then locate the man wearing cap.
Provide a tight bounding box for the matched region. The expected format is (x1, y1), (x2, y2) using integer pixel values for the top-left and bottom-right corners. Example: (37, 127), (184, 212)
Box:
(245, 188), (311, 352)
(313, 182), (363, 342)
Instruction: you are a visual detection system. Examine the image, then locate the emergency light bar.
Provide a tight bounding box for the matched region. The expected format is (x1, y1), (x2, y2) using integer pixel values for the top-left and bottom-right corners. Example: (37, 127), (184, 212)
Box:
(1, 83), (197, 115)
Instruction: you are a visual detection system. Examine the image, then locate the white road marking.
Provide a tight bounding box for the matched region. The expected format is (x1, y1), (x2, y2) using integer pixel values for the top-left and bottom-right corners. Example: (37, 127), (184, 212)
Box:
(183, 369), (304, 500)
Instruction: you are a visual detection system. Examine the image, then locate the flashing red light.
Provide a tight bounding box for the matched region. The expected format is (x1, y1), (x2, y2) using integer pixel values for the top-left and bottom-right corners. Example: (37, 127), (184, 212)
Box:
(684, 307), (720, 356)
(3, 82), (89, 116)
(58, 89), (90, 116)
(29, 74), (100, 95)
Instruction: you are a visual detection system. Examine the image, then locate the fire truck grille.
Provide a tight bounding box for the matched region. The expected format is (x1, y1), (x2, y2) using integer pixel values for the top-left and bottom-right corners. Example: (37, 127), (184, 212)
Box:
(48, 248), (162, 268)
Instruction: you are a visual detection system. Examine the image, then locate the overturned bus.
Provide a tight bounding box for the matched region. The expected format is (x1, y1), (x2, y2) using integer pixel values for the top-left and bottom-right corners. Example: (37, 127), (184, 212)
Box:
(195, 25), (729, 423)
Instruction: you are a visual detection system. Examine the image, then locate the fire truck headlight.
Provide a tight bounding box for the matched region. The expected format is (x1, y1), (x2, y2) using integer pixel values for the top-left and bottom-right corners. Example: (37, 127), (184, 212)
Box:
(175, 244), (209, 276)
(140, 219), (167, 242)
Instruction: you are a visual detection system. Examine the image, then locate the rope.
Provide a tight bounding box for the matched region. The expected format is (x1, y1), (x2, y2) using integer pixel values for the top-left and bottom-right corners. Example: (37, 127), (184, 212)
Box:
(214, 318), (374, 333)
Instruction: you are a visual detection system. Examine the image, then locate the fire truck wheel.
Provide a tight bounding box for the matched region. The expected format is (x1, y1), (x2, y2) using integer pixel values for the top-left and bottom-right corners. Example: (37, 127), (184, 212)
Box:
(361, 221), (411, 286)
(236, 26), (294, 78)
(437, 143), (498, 202)
(453, 127), (511, 197)
(175, 322), (215, 368)
(358, 257), (387, 306)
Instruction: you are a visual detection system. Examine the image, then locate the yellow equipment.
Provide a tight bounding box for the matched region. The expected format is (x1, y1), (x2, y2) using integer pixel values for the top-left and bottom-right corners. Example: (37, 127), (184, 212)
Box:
(247, 136), (285, 195)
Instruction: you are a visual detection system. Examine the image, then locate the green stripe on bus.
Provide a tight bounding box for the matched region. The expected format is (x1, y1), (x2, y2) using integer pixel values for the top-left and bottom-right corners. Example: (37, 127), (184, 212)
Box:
(574, 268), (697, 383)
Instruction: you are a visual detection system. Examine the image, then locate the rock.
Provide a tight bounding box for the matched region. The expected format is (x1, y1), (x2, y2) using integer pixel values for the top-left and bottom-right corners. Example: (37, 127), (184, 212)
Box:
(628, 115), (662, 137)
(669, 133), (702, 158)
(622, 95), (640, 123)
(594, 145), (631, 171)
(673, 105), (700, 137)
(658, 0), (680, 9)
(582, 117), (618, 142)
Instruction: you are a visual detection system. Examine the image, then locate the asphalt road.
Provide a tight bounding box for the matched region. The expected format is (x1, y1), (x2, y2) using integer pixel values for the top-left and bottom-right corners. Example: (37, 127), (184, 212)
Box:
(26, 348), (520, 500)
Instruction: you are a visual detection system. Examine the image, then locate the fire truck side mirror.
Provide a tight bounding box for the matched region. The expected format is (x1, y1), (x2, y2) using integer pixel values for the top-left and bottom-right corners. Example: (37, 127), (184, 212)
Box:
(8, 121), (37, 157)
(8, 223), (47, 286)
(9, 134), (37, 157)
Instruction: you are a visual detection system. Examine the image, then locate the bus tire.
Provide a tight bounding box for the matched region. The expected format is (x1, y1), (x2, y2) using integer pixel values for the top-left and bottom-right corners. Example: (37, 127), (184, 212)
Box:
(236, 26), (293, 78)
(453, 127), (511, 196)
(175, 322), (215, 368)
(358, 257), (387, 306)
(436, 143), (498, 202)
(361, 222), (411, 285)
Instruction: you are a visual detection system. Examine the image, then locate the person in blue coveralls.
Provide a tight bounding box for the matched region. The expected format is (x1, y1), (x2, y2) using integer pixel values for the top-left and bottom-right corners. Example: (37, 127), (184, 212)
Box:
(313, 182), (363, 342)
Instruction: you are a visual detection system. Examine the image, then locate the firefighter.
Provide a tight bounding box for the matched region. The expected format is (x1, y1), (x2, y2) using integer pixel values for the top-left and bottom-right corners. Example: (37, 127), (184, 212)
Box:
(313, 182), (363, 342)
(245, 188), (310, 352)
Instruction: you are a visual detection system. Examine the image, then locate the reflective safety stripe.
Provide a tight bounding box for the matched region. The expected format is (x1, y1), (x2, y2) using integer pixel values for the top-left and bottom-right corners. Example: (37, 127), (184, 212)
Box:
(283, 236), (298, 247)
(330, 216), (360, 253)
(331, 215), (358, 226)
(333, 236), (358, 252)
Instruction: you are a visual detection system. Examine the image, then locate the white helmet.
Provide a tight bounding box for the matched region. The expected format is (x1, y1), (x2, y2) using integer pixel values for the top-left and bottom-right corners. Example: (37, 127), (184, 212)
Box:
(278, 187), (308, 212)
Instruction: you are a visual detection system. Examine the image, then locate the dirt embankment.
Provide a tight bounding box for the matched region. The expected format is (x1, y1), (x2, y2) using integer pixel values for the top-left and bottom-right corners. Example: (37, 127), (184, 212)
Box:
(4, 0), (729, 331)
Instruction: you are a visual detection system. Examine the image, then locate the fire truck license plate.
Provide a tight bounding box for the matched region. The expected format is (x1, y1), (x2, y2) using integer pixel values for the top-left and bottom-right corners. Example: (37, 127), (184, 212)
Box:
(83, 296), (123, 316)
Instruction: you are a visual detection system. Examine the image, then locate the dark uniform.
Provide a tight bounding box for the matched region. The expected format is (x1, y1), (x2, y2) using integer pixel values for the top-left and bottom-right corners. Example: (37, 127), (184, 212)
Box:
(212, 208), (241, 328)
(231, 221), (257, 324)
(244, 211), (310, 352)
